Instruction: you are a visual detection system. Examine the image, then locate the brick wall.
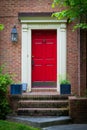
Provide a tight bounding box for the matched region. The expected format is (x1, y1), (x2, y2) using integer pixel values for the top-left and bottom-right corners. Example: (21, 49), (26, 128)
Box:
(69, 96), (87, 123)
(80, 29), (87, 96)
(0, 0), (80, 95)
(67, 23), (79, 95)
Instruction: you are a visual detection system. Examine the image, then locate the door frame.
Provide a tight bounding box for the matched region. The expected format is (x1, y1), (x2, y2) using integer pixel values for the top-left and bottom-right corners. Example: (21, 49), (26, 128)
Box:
(21, 18), (67, 93)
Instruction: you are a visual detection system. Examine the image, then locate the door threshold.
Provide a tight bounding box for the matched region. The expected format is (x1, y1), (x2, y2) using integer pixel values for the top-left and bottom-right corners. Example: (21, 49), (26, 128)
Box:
(31, 87), (57, 92)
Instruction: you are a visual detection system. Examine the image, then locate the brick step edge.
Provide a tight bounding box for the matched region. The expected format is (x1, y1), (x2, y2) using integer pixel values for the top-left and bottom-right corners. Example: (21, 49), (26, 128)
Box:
(19, 100), (68, 103)
(17, 108), (69, 116)
(10, 95), (69, 100)
(18, 100), (68, 108)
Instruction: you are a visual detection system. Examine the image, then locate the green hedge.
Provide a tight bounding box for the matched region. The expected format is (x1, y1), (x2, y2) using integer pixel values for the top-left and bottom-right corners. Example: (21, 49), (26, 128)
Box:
(0, 66), (12, 119)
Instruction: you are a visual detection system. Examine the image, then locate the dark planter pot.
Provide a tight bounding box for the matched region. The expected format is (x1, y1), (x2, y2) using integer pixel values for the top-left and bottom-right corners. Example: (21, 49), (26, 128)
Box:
(60, 84), (71, 94)
(10, 84), (22, 95)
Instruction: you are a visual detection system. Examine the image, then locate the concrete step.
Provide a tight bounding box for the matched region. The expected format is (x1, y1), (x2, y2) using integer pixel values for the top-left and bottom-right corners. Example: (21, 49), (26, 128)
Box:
(18, 100), (68, 108)
(7, 116), (72, 128)
(17, 108), (69, 116)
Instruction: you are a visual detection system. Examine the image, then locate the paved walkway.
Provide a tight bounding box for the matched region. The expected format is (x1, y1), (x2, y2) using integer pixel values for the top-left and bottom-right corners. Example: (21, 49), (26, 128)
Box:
(42, 124), (87, 130)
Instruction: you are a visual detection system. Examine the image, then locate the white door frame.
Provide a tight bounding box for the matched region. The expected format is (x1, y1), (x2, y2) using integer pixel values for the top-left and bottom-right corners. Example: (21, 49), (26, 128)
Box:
(21, 19), (67, 93)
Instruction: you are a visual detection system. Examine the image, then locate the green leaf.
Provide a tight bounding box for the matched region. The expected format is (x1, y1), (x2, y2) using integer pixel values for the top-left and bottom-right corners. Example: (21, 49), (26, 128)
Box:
(52, 0), (87, 29)
(0, 24), (4, 30)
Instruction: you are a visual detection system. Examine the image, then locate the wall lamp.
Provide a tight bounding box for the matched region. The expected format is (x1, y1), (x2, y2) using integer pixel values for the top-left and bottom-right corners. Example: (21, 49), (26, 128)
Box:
(11, 25), (18, 42)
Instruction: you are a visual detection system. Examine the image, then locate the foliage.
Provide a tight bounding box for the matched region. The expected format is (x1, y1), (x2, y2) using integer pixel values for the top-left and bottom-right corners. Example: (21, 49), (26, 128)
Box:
(0, 66), (12, 93)
(0, 120), (40, 130)
(0, 65), (13, 119)
(0, 24), (4, 30)
(52, 0), (87, 29)
(59, 74), (70, 85)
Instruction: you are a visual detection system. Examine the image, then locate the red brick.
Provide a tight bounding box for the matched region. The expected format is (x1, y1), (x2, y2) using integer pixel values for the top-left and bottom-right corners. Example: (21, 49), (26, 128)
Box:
(0, 0), (84, 95)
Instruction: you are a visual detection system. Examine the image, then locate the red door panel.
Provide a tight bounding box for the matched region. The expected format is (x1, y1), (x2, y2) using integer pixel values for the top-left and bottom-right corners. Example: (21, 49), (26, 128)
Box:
(32, 30), (57, 87)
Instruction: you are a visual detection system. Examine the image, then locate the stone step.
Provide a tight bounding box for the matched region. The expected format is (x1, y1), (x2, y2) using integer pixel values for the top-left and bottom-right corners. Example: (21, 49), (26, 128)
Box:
(17, 108), (69, 116)
(18, 100), (68, 108)
(7, 116), (72, 128)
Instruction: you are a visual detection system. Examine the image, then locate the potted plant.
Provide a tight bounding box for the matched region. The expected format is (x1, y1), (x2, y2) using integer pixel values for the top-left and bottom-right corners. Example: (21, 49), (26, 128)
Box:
(59, 74), (71, 94)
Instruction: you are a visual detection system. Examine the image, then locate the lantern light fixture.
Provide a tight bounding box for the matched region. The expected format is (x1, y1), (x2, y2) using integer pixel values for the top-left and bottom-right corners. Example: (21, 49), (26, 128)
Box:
(11, 25), (18, 42)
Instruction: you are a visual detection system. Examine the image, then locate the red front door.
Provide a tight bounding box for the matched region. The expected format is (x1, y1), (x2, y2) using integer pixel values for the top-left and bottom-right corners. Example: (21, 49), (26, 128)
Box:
(32, 30), (57, 88)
